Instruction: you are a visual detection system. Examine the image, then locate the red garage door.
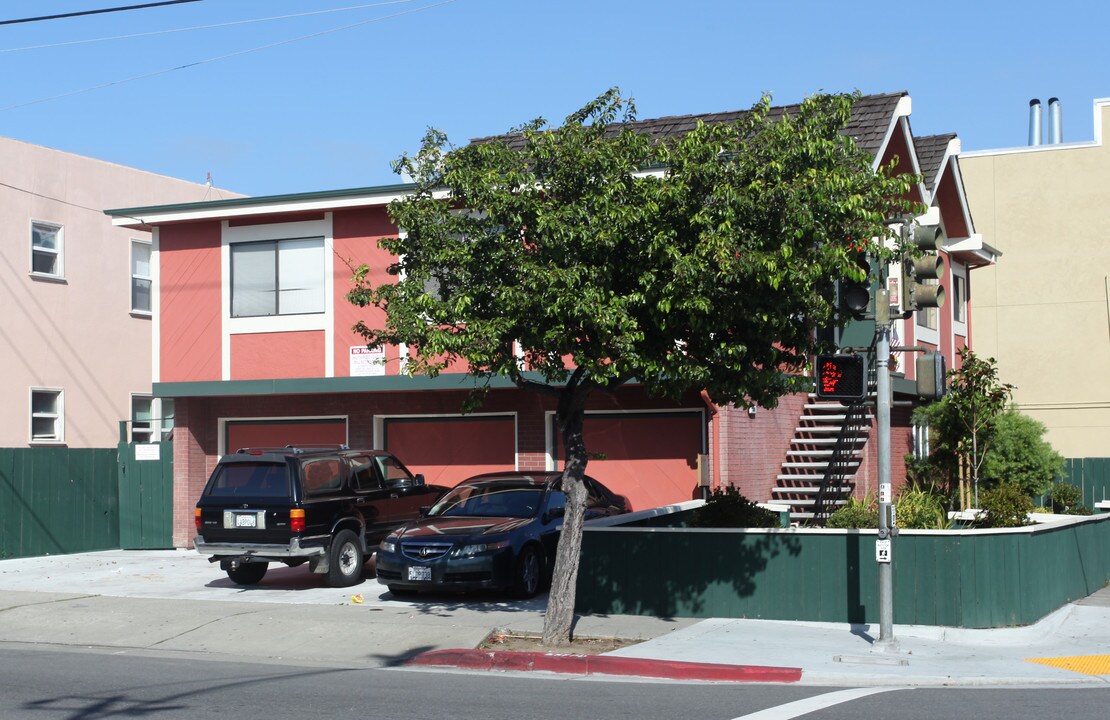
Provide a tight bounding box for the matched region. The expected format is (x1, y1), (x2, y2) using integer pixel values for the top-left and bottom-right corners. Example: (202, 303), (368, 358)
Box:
(556, 412), (703, 513)
(225, 418), (348, 454)
(383, 415), (516, 488)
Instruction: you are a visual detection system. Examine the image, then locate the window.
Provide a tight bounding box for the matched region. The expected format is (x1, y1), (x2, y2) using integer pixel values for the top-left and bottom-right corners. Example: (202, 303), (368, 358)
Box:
(160, 399), (174, 441)
(913, 417), (930, 460)
(952, 271), (967, 327)
(131, 396), (154, 443)
(230, 237), (324, 318)
(131, 240), (152, 313)
(31, 221), (63, 277)
(30, 389), (63, 443)
(130, 396), (172, 442)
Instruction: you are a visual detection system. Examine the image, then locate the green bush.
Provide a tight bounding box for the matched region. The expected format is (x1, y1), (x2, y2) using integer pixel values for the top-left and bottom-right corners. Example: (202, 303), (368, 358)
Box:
(1048, 482), (1092, 515)
(976, 482), (1033, 528)
(826, 495), (878, 529)
(980, 410), (1065, 497)
(688, 486), (779, 528)
(894, 484), (950, 529)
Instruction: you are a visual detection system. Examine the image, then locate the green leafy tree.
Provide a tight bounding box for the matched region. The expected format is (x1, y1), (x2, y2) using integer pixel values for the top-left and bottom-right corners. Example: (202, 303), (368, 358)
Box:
(914, 348), (1014, 507)
(980, 409), (1064, 498)
(347, 89), (916, 645)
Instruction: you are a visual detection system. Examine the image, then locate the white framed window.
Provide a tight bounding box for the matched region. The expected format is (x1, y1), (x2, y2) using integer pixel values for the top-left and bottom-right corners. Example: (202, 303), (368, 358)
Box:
(951, 264), (968, 336)
(131, 239), (152, 314)
(160, 398), (175, 441)
(31, 221), (64, 278)
(30, 388), (64, 443)
(230, 237), (324, 318)
(912, 417), (930, 459)
(131, 395), (154, 443)
(130, 396), (174, 442)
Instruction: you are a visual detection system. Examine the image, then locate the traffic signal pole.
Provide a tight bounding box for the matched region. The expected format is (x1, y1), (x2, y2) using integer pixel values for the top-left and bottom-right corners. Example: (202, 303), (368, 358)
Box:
(874, 290), (896, 651)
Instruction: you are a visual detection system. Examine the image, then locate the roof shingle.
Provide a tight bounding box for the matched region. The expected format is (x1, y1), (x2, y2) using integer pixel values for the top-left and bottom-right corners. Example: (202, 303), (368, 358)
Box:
(471, 91), (908, 159)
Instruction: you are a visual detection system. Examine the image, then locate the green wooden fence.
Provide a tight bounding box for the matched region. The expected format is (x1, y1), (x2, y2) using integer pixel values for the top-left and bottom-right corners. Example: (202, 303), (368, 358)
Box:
(576, 514), (1110, 628)
(1056, 458), (1110, 508)
(0, 448), (120, 560)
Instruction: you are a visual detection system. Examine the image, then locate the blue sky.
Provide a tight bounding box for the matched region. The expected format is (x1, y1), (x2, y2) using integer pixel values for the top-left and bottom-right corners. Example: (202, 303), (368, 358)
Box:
(2, 0), (1107, 197)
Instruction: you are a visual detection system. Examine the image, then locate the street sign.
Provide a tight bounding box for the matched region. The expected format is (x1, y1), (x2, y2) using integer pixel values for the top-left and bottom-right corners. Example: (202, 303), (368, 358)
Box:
(875, 538), (892, 563)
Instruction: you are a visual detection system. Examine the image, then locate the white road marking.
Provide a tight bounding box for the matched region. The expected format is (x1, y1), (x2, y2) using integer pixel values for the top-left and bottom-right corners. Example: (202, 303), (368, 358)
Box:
(730, 687), (901, 720)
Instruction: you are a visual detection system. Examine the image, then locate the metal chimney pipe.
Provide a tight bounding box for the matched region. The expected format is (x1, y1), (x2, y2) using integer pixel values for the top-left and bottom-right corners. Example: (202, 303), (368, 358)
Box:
(1029, 98), (1042, 146)
(1048, 97), (1062, 143)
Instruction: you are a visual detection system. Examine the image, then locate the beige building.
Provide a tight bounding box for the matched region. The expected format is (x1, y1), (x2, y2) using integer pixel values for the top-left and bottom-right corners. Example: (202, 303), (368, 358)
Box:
(960, 98), (1110, 458)
(0, 137), (242, 448)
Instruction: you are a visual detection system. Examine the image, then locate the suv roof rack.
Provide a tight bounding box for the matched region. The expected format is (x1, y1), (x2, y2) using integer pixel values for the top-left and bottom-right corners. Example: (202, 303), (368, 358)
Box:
(233, 444), (350, 455)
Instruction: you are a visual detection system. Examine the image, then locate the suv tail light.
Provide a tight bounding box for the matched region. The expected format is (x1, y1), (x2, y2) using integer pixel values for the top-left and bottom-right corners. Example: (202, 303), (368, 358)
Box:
(290, 509), (305, 532)
(194, 508), (201, 531)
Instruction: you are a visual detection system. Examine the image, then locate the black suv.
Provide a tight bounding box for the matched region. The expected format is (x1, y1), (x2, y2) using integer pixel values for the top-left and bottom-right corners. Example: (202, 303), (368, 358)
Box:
(194, 446), (447, 588)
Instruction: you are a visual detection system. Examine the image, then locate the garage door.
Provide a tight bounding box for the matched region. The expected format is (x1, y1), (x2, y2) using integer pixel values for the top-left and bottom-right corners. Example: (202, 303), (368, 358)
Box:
(382, 415), (516, 487)
(224, 418), (348, 454)
(555, 412), (703, 513)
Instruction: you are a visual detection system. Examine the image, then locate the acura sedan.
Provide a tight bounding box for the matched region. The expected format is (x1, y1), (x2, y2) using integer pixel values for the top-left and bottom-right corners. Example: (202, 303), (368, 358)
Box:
(375, 471), (631, 598)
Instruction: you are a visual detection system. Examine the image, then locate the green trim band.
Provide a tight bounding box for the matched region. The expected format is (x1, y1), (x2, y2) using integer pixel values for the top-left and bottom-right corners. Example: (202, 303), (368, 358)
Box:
(154, 372), (552, 398)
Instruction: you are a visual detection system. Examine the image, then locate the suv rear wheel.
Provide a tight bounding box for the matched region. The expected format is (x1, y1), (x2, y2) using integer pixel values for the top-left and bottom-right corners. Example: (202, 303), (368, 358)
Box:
(326, 529), (364, 587)
(227, 561), (268, 586)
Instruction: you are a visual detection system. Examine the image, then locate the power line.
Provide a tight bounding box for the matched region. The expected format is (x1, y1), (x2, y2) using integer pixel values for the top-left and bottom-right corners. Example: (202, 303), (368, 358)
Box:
(0, 1), (202, 27)
(1, 1), (420, 54)
(0, 0), (458, 113)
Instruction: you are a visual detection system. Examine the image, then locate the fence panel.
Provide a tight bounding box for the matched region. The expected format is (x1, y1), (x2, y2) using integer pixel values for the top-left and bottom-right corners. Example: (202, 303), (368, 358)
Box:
(0, 448), (119, 560)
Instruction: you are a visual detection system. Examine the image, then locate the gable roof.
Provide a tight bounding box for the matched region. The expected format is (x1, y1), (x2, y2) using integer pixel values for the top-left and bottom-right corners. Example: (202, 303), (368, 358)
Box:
(913, 133), (958, 189)
(472, 91), (908, 159)
(109, 92), (913, 229)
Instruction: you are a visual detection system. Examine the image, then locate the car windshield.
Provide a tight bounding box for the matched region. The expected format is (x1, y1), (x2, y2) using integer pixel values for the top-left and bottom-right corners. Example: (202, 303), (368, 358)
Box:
(429, 484), (543, 519)
(206, 462), (289, 497)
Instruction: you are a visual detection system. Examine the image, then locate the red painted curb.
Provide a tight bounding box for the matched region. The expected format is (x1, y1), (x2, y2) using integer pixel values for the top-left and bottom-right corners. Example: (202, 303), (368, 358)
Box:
(406, 649), (801, 683)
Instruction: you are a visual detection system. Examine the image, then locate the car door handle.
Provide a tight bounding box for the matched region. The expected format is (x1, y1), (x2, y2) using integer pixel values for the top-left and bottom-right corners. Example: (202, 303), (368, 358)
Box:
(390, 493), (399, 499)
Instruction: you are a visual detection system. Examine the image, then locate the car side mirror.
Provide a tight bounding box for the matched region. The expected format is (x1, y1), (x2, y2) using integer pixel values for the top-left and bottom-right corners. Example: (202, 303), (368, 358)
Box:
(544, 506), (565, 523)
(414, 473), (425, 486)
(419, 505), (431, 517)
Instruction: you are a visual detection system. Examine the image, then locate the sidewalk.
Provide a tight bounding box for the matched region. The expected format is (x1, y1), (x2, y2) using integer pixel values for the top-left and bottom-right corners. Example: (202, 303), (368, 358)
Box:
(0, 550), (1107, 686)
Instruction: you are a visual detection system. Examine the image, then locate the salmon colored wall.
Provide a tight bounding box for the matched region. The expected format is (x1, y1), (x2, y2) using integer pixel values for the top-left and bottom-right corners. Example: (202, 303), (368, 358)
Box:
(332, 208), (400, 376)
(160, 222), (223, 382)
(384, 416), (517, 487)
(230, 331), (325, 379)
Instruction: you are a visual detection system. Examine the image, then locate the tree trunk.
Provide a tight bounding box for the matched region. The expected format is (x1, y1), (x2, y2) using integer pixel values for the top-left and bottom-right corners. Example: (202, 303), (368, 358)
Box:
(541, 390), (590, 647)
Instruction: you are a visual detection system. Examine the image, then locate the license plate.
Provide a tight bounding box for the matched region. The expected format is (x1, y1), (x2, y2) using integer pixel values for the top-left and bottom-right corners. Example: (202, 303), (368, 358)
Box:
(235, 514), (257, 528)
(406, 565), (431, 581)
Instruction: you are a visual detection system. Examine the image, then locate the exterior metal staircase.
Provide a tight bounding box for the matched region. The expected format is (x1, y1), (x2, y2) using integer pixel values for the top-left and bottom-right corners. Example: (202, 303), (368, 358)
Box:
(771, 395), (873, 524)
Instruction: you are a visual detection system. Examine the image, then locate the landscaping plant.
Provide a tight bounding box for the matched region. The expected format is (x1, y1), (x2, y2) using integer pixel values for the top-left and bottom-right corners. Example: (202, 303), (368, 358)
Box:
(688, 486), (780, 528)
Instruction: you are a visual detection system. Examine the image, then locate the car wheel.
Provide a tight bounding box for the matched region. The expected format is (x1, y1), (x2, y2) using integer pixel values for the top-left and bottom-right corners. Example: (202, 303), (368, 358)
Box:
(387, 585), (417, 597)
(511, 546), (542, 599)
(226, 561), (268, 586)
(326, 529), (365, 588)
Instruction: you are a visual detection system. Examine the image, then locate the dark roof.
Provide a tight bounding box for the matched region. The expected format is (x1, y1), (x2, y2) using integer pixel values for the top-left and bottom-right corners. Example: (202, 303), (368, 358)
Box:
(913, 133), (957, 185)
(471, 91), (907, 159)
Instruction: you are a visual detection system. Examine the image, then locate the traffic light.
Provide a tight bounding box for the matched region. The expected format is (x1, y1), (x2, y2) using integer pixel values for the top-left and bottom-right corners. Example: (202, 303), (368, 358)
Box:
(815, 354), (868, 402)
(839, 248), (872, 320)
(915, 350), (947, 399)
(900, 223), (946, 313)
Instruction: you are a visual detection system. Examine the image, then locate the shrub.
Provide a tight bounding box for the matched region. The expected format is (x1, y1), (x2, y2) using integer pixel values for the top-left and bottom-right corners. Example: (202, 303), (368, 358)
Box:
(894, 484), (950, 529)
(976, 482), (1033, 528)
(826, 495), (878, 529)
(688, 486), (780, 528)
(1048, 482), (1091, 515)
(979, 410), (1064, 497)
